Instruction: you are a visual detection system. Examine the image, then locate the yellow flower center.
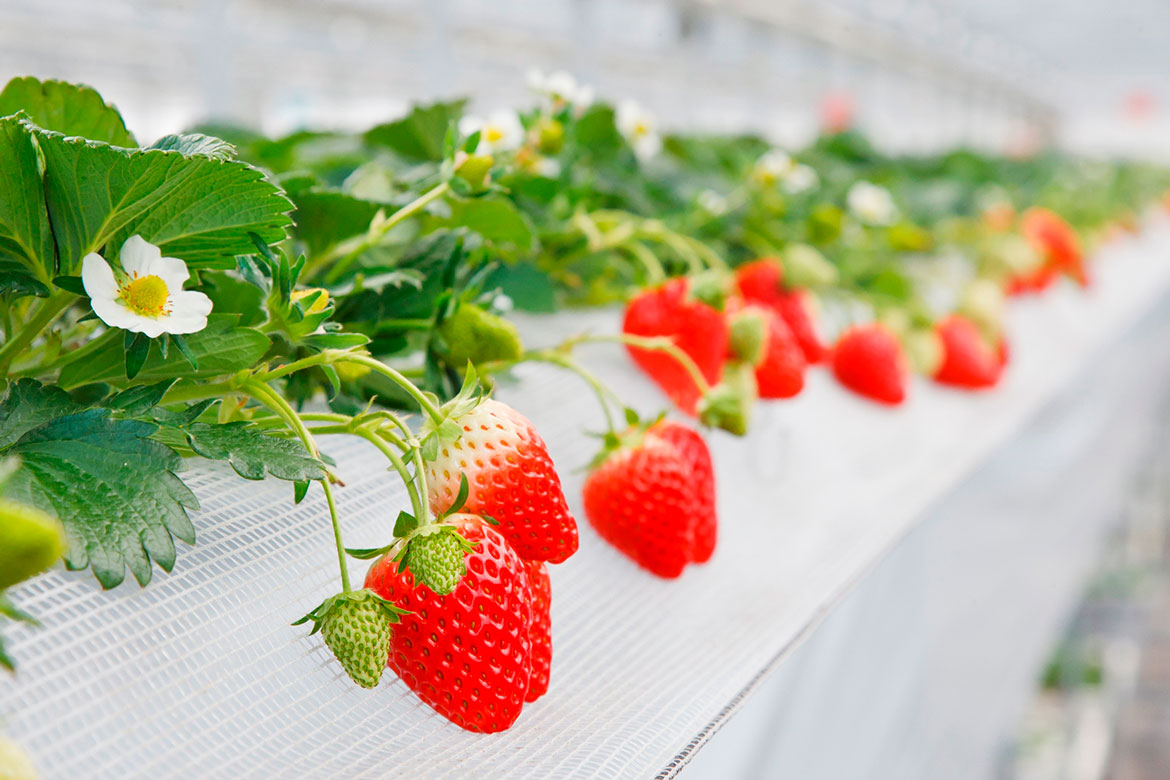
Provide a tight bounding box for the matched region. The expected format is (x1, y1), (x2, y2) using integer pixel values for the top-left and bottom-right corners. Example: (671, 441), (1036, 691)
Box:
(633, 120), (650, 138)
(120, 274), (170, 317)
(484, 125), (506, 144)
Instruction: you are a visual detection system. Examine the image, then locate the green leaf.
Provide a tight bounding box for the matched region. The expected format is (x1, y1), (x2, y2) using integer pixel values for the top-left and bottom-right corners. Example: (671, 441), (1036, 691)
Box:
(58, 314), (270, 387)
(147, 133), (235, 160)
(105, 379), (178, 416)
(445, 197), (534, 248)
(0, 386), (198, 589)
(393, 509), (419, 538)
(0, 77), (135, 146)
(0, 116), (55, 279)
(482, 261), (558, 312)
(33, 128), (293, 273)
(364, 100), (467, 162)
(0, 379), (81, 449)
(124, 331), (151, 380)
(184, 421), (327, 482)
(345, 543), (395, 560)
(289, 188), (383, 256)
(0, 269), (49, 298)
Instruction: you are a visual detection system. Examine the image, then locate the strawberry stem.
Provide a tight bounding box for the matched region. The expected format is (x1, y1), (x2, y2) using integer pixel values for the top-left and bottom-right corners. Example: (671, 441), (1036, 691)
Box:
(347, 423), (427, 528)
(561, 333), (713, 395)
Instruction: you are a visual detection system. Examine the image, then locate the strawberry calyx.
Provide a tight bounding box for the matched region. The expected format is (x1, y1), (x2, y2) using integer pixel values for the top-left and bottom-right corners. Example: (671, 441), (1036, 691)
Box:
(697, 361), (757, 435)
(726, 307), (768, 367)
(419, 364), (486, 458)
(586, 409), (668, 471)
(686, 269), (732, 310)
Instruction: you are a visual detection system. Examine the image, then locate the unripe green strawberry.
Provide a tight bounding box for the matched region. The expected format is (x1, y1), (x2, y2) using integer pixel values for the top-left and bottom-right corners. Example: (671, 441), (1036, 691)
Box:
(0, 736), (38, 780)
(439, 304), (523, 368)
(403, 525), (474, 595)
(0, 498), (65, 591)
(294, 589), (404, 689)
(455, 152), (494, 190)
(535, 118), (565, 154)
(783, 243), (838, 288)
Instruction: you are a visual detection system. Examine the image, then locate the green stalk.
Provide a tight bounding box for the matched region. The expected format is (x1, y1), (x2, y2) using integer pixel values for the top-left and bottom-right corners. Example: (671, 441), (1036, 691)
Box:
(0, 291), (75, 374)
(320, 182), (450, 286)
(564, 332), (712, 394)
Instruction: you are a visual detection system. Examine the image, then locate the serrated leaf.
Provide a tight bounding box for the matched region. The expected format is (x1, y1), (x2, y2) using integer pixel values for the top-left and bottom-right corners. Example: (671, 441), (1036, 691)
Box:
(0, 386), (198, 589)
(33, 128), (293, 273)
(0, 116), (55, 280)
(364, 99), (467, 163)
(445, 197), (534, 248)
(58, 314), (269, 387)
(106, 379), (178, 416)
(148, 133), (235, 160)
(149, 398), (218, 428)
(0, 77), (135, 146)
(0, 379), (81, 449)
(185, 421), (327, 482)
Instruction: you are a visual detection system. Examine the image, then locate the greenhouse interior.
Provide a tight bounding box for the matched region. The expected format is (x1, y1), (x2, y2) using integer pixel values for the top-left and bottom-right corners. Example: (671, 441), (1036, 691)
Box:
(2, 0), (1170, 778)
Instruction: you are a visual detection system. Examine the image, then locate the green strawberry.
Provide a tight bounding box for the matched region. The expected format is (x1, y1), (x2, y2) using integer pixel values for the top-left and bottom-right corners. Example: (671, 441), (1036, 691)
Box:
(0, 498), (66, 591)
(294, 589), (405, 689)
(438, 304), (523, 367)
(402, 525), (475, 595)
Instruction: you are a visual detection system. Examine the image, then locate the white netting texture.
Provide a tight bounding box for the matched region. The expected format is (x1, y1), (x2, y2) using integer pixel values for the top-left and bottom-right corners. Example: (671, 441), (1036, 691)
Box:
(4, 222), (1170, 779)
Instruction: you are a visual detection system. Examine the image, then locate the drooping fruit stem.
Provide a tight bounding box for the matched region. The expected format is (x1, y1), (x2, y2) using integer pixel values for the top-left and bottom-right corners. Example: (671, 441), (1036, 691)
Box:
(561, 332), (713, 395)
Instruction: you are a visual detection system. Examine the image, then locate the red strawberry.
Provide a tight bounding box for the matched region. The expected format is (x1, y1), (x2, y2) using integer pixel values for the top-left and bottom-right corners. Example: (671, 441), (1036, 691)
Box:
(650, 420), (717, 563)
(583, 420), (717, 578)
(776, 290), (827, 363)
(753, 307), (806, 399)
(831, 324), (908, 405)
(364, 514), (533, 733)
(623, 278), (728, 415)
(1021, 207), (1087, 287)
(524, 561), (552, 703)
(933, 315), (1003, 390)
(425, 398), (578, 563)
(734, 258), (784, 306)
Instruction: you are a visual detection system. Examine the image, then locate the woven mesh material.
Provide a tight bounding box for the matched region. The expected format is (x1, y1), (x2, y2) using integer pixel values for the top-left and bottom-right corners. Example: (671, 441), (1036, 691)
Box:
(5, 222), (1170, 779)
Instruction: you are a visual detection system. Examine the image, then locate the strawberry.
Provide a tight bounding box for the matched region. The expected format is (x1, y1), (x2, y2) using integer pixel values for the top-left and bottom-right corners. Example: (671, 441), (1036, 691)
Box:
(365, 514), (534, 732)
(733, 258), (784, 306)
(623, 278), (728, 415)
(651, 420), (717, 563)
(1021, 207), (1087, 287)
(524, 561), (552, 703)
(583, 419), (717, 578)
(438, 303), (523, 368)
(775, 290), (827, 364)
(933, 315), (1004, 390)
(753, 307), (806, 399)
(424, 397), (578, 564)
(294, 589), (405, 689)
(831, 324), (908, 405)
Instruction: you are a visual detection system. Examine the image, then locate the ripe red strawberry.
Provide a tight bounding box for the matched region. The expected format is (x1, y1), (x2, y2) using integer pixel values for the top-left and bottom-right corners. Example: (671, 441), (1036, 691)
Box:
(1021, 207), (1087, 287)
(650, 420), (717, 563)
(775, 290), (827, 363)
(623, 278), (728, 415)
(753, 307), (806, 399)
(425, 398), (578, 564)
(733, 258), (784, 306)
(524, 561), (552, 703)
(583, 420), (717, 578)
(831, 324), (908, 405)
(364, 514), (533, 733)
(933, 315), (1004, 390)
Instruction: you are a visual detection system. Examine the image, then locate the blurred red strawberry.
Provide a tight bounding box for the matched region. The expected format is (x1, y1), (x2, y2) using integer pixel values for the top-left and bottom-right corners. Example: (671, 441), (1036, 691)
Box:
(933, 315), (1004, 390)
(1021, 207), (1087, 287)
(831, 324), (908, 405)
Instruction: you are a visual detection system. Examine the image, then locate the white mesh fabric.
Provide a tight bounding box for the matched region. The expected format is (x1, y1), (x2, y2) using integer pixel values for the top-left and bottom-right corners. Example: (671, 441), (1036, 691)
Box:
(4, 219), (1170, 779)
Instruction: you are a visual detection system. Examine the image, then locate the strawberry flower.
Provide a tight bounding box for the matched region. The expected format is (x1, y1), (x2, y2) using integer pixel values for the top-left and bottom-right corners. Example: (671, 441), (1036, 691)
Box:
(81, 235), (213, 338)
(782, 163), (819, 195)
(847, 181), (897, 226)
(616, 99), (662, 162)
(526, 68), (594, 110)
(459, 111), (524, 154)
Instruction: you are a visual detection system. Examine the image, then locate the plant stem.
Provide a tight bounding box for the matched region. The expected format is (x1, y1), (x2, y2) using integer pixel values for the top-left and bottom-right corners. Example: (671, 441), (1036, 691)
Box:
(564, 332), (712, 394)
(483, 351), (619, 434)
(336, 354), (446, 426)
(349, 424), (426, 524)
(321, 182), (451, 286)
(320, 480), (351, 592)
(160, 381), (235, 406)
(0, 291), (75, 374)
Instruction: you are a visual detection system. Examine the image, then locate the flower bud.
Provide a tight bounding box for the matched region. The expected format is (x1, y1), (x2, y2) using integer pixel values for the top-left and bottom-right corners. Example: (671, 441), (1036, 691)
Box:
(454, 151), (494, 191)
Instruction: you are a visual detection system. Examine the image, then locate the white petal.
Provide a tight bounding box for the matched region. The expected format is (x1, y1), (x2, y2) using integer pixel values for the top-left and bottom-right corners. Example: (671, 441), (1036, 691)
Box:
(120, 235), (162, 277)
(134, 317), (169, 339)
(81, 253), (118, 300)
(458, 115), (484, 137)
(150, 254), (190, 287)
(158, 313), (209, 335)
(171, 289), (214, 318)
(89, 295), (130, 330)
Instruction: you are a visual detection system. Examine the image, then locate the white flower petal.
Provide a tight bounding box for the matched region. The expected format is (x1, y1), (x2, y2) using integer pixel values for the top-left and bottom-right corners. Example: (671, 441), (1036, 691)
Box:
(134, 317), (170, 339)
(158, 314), (208, 335)
(149, 254), (190, 287)
(120, 235), (162, 277)
(89, 295), (130, 330)
(459, 115), (484, 138)
(81, 253), (118, 300)
(172, 289), (214, 318)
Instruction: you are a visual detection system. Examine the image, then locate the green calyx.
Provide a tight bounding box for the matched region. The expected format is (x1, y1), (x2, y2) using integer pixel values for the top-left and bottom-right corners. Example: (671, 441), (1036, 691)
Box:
(293, 589), (406, 689)
(419, 368), (484, 459)
(437, 303), (524, 369)
(687, 270), (730, 310)
(698, 361), (757, 436)
(727, 309), (768, 367)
